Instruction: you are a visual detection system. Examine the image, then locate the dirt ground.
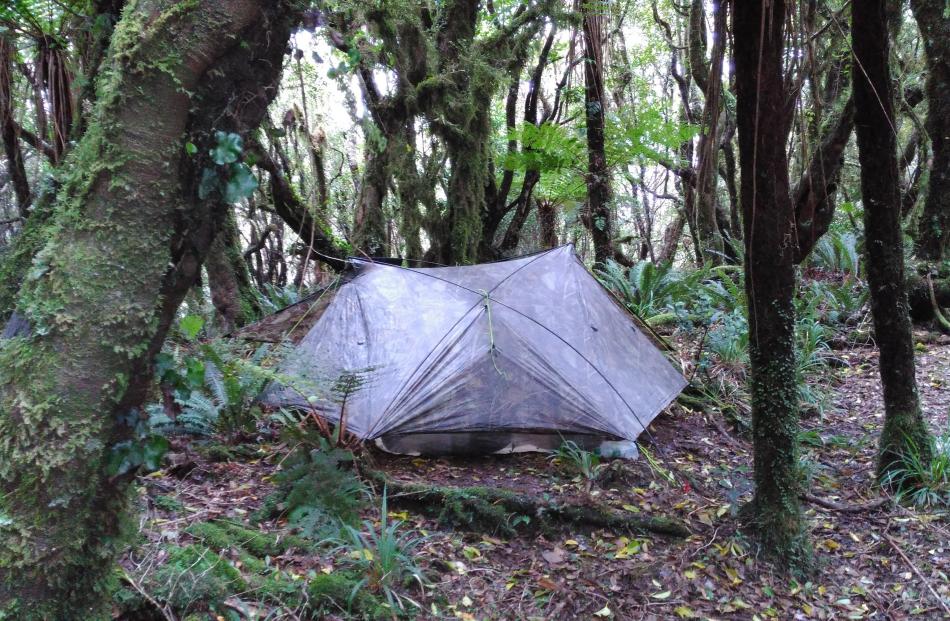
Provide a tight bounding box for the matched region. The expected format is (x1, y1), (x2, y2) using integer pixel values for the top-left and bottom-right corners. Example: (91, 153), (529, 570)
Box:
(127, 336), (950, 620)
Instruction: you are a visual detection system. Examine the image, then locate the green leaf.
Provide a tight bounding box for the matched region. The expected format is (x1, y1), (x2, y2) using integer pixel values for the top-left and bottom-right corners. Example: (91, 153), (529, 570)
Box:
(184, 357), (206, 389)
(141, 435), (170, 471)
(106, 441), (140, 477)
(210, 131), (243, 165)
(222, 163), (258, 203)
(179, 314), (205, 341)
(185, 141), (197, 155)
(154, 352), (177, 381)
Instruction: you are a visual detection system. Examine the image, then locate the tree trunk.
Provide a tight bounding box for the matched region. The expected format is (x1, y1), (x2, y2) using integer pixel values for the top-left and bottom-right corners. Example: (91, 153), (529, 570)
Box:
(538, 199), (558, 249)
(580, 0), (614, 269)
(732, 0), (810, 571)
(793, 97), (855, 262)
(691, 0), (727, 263)
(0, 36), (31, 216)
(353, 141), (390, 257)
(910, 0), (950, 261)
(852, 0), (932, 479)
(0, 1), (294, 616)
(444, 126), (489, 264)
(206, 209), (262, 333)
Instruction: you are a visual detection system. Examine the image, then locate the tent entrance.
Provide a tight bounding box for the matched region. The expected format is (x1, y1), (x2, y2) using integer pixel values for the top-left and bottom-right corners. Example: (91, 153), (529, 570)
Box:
(376, 431), (639, 459)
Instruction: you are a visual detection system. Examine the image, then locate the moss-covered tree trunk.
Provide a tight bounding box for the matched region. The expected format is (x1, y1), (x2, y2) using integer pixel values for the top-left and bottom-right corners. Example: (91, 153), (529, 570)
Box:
(580, 0), (614, 269)
(0, 1), (294, 617)
(732, 0), (810, 572)
(353, 141), (391, 257)
(910, 0), (950, 261)
(853, 0), (932, 479)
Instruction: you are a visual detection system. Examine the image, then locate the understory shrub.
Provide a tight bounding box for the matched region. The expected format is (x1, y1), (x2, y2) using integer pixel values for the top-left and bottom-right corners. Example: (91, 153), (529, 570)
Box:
(263, 438), (368, 539)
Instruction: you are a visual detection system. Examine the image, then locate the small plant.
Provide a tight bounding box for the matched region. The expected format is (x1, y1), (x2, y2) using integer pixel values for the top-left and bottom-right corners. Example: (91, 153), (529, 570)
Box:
(269, 439), (368, 539)
(881, 430), (950, 508)
(253, 283), (306, 314)
(551, 440), (603, 487)
(149, 316), (285, 439)
(638, 443), (676, 485)
(810, 230), (861, 277)
(597, 259), (707, 324)
(329, 490), (426, 614)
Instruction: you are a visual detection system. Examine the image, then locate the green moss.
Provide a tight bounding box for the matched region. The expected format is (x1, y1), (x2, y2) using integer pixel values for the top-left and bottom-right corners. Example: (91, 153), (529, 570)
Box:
(153, 494), (184, 512)
(152, 544), (246, 611)
(307, 572), (391, 619)
(196, 442), (259, 463)
(184, 520), (311, 557)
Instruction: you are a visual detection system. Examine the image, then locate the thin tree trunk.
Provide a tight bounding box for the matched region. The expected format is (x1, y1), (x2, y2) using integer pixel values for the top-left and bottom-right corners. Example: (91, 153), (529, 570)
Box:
(0, 1), (294, 615)
(909, 0), (950, 261)
(691, 0), (726, 263)
(853, 0), (932, 479)
(0, 37), (31, 216)
(580, 0), (614, 268)
(793, 97), (855, 262)
(732, 0), (810, 571)
(206, 209), (262, 332)
(538, 199), (558, 249)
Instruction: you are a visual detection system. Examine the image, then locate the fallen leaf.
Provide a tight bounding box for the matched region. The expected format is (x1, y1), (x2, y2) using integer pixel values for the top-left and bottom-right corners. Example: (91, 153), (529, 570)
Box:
(542, 547), (566, 565)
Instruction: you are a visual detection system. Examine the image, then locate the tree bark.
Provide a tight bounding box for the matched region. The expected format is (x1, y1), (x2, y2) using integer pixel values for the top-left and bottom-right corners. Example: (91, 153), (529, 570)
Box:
(0, 1), (294, 615)
(206, 209), (262, 333)
(793, 97), (855, 262)
(353, 141), (391, 257)
(910, 0), (950, 261)
(732, 0), (810, 571)
(853, 0), (932, 479)
(580, 0), (614, 269)
(0, 36), (31, 216)
(691, 0), (727, 263)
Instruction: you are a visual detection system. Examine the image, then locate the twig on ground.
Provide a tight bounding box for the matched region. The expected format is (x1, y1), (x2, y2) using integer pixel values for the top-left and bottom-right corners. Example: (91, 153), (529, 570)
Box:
(802, 493), (889, 513)
(885, 533), (950, 617)
(122, 568), (177, 621)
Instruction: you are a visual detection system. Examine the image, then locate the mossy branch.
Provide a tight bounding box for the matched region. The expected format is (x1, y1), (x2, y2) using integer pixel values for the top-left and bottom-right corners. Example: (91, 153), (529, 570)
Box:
(364, 470), (690, 538)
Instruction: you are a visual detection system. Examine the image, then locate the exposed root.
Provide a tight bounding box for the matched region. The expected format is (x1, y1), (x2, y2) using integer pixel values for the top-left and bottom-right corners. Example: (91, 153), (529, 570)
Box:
(364, 470), (690, 538)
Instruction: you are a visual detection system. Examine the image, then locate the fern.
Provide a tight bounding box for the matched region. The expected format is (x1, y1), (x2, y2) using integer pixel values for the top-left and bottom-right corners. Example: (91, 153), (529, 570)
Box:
(270, 441), (368, 539)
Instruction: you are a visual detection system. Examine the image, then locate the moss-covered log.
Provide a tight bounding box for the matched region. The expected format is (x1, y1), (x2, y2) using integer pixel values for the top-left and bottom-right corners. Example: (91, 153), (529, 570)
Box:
(366, 471), (689, 538)
(0, 1), (297, 617)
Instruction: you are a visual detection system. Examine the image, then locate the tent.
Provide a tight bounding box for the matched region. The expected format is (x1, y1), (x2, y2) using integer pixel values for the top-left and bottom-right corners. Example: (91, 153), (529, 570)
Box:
(260, 245), (686, 455)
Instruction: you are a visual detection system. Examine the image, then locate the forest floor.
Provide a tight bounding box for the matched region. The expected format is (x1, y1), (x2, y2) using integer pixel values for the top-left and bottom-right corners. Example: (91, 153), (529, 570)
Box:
(118, 334), (950, 621)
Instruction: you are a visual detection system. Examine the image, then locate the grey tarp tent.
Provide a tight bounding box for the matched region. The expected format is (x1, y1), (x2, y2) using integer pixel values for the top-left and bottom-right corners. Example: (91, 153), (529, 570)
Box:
(260, 245), (686, 455)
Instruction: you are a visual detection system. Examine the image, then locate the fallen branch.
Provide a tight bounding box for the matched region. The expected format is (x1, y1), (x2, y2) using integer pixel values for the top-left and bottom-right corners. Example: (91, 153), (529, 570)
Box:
(365, 470), (690, 538)
(802, 493), (889, 513)
(886, 533), (950, 617)
(121, 569), (177, 621)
